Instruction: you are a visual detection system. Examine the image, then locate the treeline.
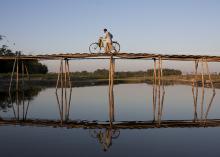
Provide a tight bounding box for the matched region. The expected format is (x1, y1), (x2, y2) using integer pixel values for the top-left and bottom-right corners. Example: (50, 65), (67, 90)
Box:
(69, 68), (182, 79)
(146, 69), (182, 76)
(0, 45), (48, 74)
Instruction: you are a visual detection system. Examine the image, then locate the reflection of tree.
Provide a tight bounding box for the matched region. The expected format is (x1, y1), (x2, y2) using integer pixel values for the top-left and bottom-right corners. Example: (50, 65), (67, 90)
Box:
(0, 92), (12, 112)
(0, 87), (43, 112)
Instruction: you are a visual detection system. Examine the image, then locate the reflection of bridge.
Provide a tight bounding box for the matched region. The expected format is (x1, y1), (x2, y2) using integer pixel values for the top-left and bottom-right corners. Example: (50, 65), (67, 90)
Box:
(0, 53), (220, 151)
(1, 119), (220, 129)
(1, 53), (217, 124)
(1, 52), (219, 152)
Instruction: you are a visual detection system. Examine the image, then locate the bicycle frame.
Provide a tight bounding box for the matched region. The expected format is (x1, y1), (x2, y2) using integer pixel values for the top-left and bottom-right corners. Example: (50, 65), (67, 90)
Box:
(98, 38), (106, 48)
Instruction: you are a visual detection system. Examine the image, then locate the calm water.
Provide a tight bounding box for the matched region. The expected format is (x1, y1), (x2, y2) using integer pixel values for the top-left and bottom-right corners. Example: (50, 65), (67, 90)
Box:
(0, 83), (220, 157)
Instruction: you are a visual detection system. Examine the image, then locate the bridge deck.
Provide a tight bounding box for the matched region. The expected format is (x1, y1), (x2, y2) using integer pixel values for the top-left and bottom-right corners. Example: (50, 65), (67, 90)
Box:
(1, 52), (220, 61)
(0, 119), (220, 129)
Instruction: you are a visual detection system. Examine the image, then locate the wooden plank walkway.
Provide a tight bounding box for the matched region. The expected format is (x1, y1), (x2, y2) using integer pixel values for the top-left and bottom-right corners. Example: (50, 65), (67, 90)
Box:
(0, 119), (220, 129)
(1, 52), (220, 61)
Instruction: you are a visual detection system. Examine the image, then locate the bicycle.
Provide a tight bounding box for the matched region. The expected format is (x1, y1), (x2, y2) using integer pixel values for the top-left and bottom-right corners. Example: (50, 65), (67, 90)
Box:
(89, 37), (120, 53)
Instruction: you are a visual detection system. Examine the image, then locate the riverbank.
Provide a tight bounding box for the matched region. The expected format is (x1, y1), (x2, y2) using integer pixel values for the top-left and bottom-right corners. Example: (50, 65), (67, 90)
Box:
(1, 74), (220, 90)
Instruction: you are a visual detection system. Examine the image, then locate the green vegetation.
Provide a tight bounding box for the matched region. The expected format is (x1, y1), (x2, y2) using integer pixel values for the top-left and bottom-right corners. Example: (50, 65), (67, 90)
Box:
(0, 68), (183, 80)
(0, 87), (43, 111)
(68, 68), (182, 80)
(0, 45), (48, 74)
(146, 69), (182, 76)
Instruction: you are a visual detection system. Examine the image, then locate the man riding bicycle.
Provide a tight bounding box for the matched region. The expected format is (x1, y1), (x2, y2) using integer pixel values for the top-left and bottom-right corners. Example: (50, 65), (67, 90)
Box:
(103, 28), (113, 53)
(89, 29), (120, 53)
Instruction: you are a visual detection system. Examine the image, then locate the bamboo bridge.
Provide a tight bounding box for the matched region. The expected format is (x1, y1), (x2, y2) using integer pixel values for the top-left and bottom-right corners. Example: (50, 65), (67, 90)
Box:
(0, 52), (219, 128)
(1, 52), (220, 61)
(1, 119), (220, 129)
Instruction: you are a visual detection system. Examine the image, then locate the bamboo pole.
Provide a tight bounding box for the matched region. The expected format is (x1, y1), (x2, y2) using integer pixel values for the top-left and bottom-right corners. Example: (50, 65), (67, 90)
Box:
(22, 61), (25, 120)
(157, 57), (161, 125)
(9, 58), (16, 94)
(9, 58), (17, 119)
(204, 92), (215, 123)
(195, 61), (199, 121)
(109, 59), (111, 87)
(200, 59), (205, 122)
(16, 57), (19, 92)
(108, 55), (115, 125)
(55, 60), (62, 92)
(16, 91), (19, 120)
(60, 59), (64, 124)
(24, 100), (30, 120)
(112, 58), (115, 122)
(55, 92), (62, 120)
(25, 64), (30, 80)
(192, 60), (199, 121)
(64, 60), (68, 121)
(67, 60), (72, 119)
(22, 61), (24, 85)
(108, 57), (112, 125)
(22, 90), (25, 121)
(204, 59), (216, 123)
(9, 92), (16, 119)
(16, 56), (19, 120)
(205, 59), (215, 93)
(160, 58), (165, 122)
(152, 59), (156, 121)
(192, 80), (195, 119)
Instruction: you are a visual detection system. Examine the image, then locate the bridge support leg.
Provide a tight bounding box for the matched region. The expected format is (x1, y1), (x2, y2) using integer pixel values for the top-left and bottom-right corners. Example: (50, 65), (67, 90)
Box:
(204, 59), (216, 124)
(152, 57), (165, 126)
(9, 58), (17, 119)
(200, 59), (205, 122)
(160, 58), (165, 124)
(192, 60), (199, 122)
(109, 55), (115, 125)
(9, 55), (30, 121)
(152, 59), (157, 122)
(56, 59), (72, 124)
(192, 58), (216, 125)
(157, 57), (165, 126)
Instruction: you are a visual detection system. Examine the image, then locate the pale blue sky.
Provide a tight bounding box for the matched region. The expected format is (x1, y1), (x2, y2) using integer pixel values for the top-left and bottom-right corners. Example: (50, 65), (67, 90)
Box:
(1, 0), (220, 72)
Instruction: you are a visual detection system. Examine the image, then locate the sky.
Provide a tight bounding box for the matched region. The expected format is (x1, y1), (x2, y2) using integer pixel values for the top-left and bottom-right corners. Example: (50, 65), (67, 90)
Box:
(1, 0), (220, 72)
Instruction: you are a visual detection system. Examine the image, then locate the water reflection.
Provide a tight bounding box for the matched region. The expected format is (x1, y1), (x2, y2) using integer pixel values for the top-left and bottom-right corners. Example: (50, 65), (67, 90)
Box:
(89, 128), (120, 151)
(152, 58), (165, 125)
(191, 59), (216, 124)
(88, 67), (119, 151)
(0, 73), (218, 152)
(55, 59), (72, 123)
(0, 87), (43, 120)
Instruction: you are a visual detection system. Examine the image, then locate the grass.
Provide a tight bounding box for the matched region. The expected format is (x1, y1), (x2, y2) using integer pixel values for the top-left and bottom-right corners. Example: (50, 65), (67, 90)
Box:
(1, 73), (220, 82)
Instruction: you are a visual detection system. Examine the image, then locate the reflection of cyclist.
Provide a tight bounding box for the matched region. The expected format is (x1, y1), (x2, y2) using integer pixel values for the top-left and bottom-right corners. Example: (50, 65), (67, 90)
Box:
(96, 129), (112, 151)
(103, 28), (113, 53)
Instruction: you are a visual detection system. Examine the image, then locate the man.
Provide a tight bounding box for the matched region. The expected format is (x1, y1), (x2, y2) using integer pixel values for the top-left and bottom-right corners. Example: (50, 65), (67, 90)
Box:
(103, 28), (113, 53)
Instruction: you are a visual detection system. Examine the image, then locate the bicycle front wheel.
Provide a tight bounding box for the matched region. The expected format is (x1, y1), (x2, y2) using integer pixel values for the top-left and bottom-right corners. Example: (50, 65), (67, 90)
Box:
(112, 42), (120, 53)
(89, 43), (101, 53)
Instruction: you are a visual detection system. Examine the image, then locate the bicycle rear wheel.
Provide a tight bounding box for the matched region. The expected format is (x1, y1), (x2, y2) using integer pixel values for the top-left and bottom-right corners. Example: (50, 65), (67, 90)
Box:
(112, 129), (120, 139)
(89, 43), (101, 53)
(112, 42), (120, 53)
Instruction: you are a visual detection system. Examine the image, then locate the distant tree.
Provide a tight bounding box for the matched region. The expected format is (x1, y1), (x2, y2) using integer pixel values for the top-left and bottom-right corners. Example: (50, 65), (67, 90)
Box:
(94, 69), (109, 77)
(146, 69), (182, 76)
(0, 46), (48, 74)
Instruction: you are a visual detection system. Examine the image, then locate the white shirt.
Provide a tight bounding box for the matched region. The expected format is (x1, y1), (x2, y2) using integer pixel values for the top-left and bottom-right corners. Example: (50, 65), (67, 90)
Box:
(105, 31), (112, 43)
